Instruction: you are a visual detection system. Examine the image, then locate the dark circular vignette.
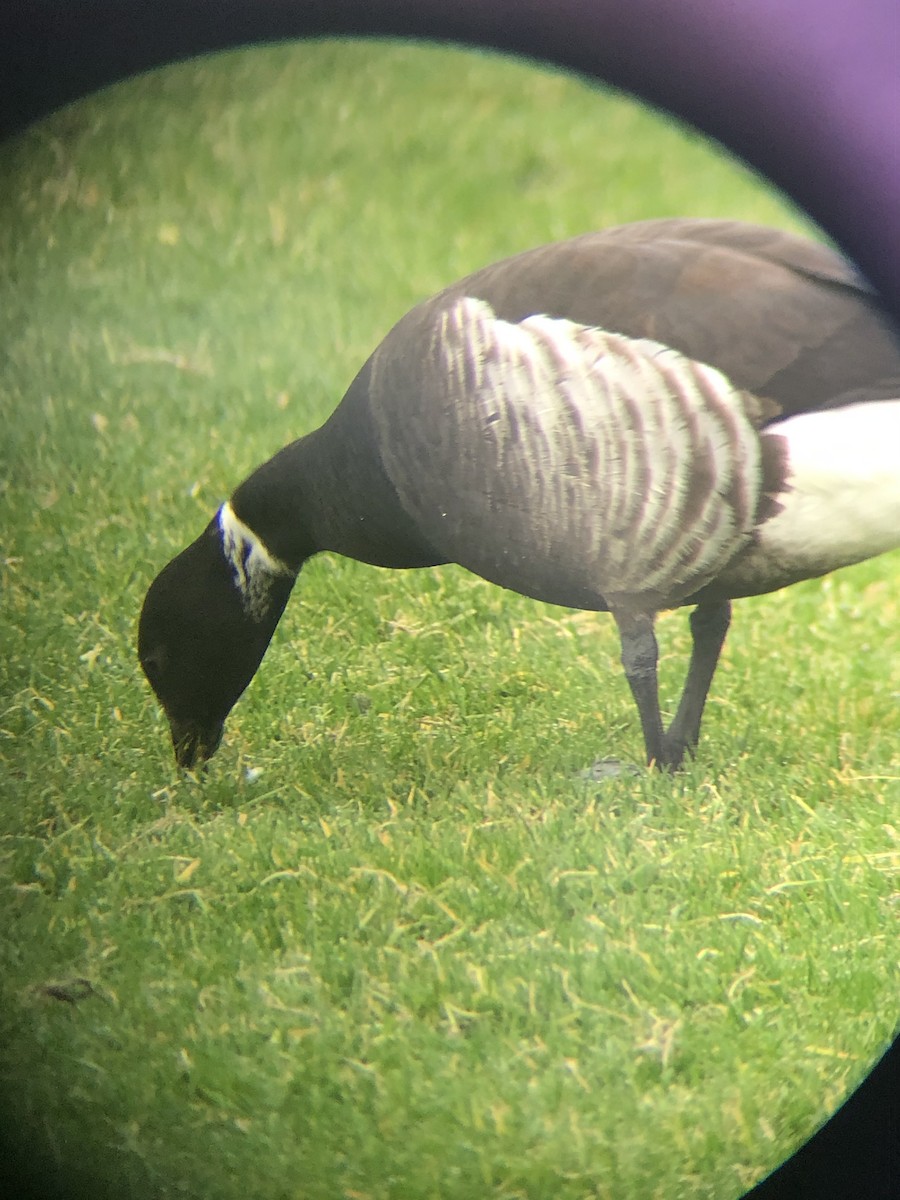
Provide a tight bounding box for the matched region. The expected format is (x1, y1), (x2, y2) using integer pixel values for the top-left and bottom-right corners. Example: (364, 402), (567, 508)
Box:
(0, 3), (897, 1199)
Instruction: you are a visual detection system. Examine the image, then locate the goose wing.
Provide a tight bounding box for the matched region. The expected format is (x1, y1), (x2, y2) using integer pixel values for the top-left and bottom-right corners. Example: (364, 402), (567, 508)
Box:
(369, 296), (771, 613)
(428, 220), (900, 417)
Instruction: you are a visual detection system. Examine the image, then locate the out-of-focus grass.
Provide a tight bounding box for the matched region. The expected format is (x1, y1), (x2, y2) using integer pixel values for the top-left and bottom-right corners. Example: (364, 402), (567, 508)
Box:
(0, 38), (897, 1200)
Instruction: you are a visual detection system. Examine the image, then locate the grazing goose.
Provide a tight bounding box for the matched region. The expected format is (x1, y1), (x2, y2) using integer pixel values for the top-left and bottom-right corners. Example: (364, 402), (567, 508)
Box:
(138, 218), (900, 771)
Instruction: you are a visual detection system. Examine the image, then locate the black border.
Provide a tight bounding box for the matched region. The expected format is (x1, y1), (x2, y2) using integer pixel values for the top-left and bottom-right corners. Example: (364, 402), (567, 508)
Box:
(1, 3), (897, 1198)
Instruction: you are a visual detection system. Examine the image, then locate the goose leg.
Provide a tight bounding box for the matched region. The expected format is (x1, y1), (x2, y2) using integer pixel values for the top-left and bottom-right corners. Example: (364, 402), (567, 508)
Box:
(662, 600), (732, 766)
(613, 611), (669, 769)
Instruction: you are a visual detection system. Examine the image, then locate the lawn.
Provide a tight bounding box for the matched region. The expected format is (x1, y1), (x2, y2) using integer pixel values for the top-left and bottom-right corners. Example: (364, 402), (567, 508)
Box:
(0, 38), (897, 1200)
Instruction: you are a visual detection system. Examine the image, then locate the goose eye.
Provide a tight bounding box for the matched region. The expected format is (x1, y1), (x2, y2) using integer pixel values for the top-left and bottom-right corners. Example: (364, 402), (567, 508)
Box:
(141, 651), (166, 682)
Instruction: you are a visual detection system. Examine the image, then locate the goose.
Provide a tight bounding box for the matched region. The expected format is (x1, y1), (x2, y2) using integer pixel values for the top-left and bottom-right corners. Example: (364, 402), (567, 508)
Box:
(138, 217), (900, 771)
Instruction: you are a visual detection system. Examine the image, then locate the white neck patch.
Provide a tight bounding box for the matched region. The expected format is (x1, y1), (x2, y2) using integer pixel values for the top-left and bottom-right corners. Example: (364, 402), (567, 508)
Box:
(217, 502), (294, 621)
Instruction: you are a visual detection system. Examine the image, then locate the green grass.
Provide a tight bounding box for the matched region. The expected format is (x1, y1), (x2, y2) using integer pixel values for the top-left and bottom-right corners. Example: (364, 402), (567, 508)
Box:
(1, 38), (897, 1200)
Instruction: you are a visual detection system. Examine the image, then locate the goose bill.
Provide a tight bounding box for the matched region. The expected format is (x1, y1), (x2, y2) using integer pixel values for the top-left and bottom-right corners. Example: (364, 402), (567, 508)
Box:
(169, 717), (224, 769)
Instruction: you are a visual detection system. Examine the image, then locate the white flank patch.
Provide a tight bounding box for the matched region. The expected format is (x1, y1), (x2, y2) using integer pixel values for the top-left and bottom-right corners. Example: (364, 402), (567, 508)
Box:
(218, 502), (293, 620)
(759, 399), (900, 571)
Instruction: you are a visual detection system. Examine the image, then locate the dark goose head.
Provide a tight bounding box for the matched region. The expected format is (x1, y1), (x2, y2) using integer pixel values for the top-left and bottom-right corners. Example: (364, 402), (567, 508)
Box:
(138, 511), (296, 767)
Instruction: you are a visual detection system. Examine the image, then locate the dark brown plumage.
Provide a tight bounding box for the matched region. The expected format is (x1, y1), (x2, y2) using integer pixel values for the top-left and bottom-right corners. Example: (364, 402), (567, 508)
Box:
(138, 219), (900, 770)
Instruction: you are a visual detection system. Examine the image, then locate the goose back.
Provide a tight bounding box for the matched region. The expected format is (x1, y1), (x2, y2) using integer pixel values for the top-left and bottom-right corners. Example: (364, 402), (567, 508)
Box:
(394, 219), (900, 413)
